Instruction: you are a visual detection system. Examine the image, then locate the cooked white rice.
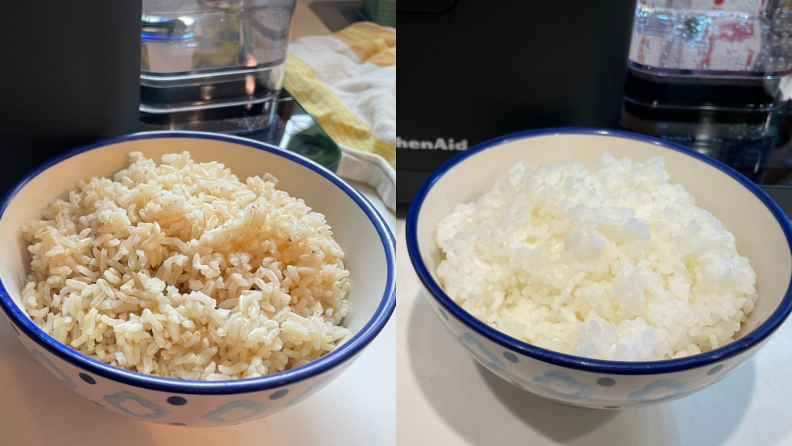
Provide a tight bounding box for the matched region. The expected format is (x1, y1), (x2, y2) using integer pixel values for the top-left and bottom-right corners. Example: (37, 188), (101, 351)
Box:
(436, 153), (757, 361)
(21, 151), (350, 380)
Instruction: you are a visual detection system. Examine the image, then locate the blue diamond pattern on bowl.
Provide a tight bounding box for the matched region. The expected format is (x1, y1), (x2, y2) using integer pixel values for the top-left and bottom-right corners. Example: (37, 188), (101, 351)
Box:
(534, 371), (595, 400)
(628, 379), (688, 404)
(202, 400), (271, 423)
(103, 390), (170, 419)
(30, 348), (77, 389)
(458, 333), (506, 372)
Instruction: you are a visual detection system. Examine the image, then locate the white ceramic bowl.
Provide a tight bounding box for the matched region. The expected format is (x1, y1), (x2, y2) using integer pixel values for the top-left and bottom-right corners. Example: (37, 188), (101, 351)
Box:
(407, 128), (792, 409)
(0, 131), (395, 426)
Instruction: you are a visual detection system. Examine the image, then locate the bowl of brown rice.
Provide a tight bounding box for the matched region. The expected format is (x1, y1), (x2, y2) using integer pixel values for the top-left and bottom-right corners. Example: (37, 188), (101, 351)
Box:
(0, 131), (395, 426)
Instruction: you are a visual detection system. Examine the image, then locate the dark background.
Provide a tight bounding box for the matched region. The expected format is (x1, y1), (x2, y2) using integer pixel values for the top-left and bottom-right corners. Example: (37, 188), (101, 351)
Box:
(396, 0), (638, 203)
(0, 1), (142, 194)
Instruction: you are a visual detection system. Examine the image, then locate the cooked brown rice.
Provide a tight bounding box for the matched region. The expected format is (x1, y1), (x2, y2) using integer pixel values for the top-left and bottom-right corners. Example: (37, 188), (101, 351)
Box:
(21, 151), (350, 380)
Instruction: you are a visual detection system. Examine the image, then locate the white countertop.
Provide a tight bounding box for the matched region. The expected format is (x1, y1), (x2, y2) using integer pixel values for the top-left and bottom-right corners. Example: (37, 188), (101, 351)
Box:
(396, 218), (792, 446)
(0, 181), (395, 446)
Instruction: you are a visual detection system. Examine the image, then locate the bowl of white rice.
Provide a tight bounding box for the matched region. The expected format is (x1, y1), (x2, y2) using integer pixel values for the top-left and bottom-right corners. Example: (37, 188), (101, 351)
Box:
(0, 131), (395, 426)
(406, 128), (792, 409)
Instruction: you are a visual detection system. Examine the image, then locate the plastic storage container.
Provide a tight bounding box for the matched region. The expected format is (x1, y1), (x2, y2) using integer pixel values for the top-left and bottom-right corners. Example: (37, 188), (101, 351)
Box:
(140, 0), (296, 116)
(622, 0), (792, 184)
(630, 0), (792, 76)
(621, 67), (785, 182)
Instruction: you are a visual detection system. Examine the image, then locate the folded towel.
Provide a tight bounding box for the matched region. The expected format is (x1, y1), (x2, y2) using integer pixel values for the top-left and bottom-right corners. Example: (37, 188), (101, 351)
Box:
(285, 22), (396, 210)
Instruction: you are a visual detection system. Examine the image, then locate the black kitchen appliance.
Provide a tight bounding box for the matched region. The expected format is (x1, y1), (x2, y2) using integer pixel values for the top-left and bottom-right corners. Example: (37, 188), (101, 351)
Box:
(0, 2), (142, 194)
(397, 0), (638, 203)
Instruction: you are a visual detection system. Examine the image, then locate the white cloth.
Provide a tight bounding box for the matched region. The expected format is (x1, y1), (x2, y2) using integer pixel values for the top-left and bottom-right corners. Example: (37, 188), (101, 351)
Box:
(289, 35), (396, 210)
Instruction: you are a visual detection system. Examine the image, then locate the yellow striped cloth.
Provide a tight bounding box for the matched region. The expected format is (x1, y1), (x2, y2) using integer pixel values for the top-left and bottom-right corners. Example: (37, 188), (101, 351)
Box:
(284, 22), (396, 170)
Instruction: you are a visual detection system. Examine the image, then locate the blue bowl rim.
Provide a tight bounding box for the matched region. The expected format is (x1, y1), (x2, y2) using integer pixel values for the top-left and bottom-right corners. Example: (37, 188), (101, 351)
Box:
(0, 130), (396, 394)
(407, 127), (792, 375)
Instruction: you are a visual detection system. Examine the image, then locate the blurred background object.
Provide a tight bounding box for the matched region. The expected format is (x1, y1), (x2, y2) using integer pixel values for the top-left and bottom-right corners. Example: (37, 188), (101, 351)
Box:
(139, 0), (341, 171)
(621, 0), (792, 185)
(629, 0), (792, 75)
(139, 1), (395, 206)
(140, 0), (296, 121)
(139, 0), (396, 184)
